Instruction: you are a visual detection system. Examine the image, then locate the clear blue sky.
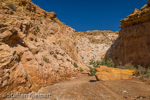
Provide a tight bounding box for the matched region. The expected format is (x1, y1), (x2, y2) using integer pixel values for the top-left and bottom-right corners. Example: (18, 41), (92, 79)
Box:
(32, 0), (148, 32)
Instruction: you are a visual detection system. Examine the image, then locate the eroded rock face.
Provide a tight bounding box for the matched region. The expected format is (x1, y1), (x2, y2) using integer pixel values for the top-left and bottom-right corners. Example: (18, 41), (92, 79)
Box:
(0, 0), (82, 98)
(105, 1), (150, 67)
(75, 30), (118, 65)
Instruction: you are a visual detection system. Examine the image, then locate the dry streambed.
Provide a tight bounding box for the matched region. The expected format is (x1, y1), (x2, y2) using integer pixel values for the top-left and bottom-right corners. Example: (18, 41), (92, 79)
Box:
(5, 74), (150, 100)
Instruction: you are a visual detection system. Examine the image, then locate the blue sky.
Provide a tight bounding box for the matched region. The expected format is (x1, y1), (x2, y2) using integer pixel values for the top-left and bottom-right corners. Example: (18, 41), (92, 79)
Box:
(32, 0), (148, 32)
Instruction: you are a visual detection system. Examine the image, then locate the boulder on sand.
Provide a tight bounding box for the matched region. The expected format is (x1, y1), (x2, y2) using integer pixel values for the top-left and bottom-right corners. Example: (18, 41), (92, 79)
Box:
(95, 66), (135, 81)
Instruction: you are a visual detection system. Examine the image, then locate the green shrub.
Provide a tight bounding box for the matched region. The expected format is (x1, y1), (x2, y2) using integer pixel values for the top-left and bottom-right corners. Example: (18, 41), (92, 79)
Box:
(139, 67), (150, 81)
(107, 58), (114, 67)
(52, 42), (56, 45)
(6, 3), (16, 11)
(93, 60), (101, 68)
(100, 57), (106, 65)
(88, 58), (114, 75)
(80, 67), (83, 72)
(58, 40), (61, 46)
(89, 58), (104, 68)
(89, 58), (114, 68)
(53, 54), (57, 59)
(123, 64), (150, 81)
(88, 36), (100, 44)
(89, 59), (94, 65)
(89, 67), (96, 76)
(74, 62), (78, 68)
(42, 56), (50, 63)
(37, 26), (40, 32)
(124, 63), (136, 69)
(137, 65), (146, 76)
(146, 67), (150, 78)
(1, 0), (4, 2)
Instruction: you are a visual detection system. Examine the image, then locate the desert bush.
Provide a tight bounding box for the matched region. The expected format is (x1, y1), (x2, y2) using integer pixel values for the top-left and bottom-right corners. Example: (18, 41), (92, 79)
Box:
(88, 58), (114, 75)
(52, 42), (56, 45)
(88, 36), (100, 44)
(42, 56), (50, 63)
(124, 64), (148, 76)
(90, 68), (96, 76)
(123, 64), (150, 81)
(100, 57), (106, 65)
(53, 54), (57, 59)
(90, 60), (101, 68)
(107, 58), (114, 67)
(93, 60), (101, 68)
(1, 0), (4, 2)
(137, 65), (146, 76)
(139, 67), (150, 81)
(6, 3), (16, 11)
(146, 67), (150, 78)
(124, 63), (136, 69)
(37, 26), (40, 32)
(89, 57), (114, 68)
(74, 62), (78, 68)
(87, 66), (96, 76)
(80, 67), (83, 72)
(89, 59), (95, 65)
(89, 58), (105, 66)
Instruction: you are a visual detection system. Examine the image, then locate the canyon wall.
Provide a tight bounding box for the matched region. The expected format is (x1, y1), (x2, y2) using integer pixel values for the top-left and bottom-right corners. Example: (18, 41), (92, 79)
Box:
(75, 30), (118, 65)
(0, 0), (86, 97)
(105, 0), (150, 67)
(0, 0), (119, 98)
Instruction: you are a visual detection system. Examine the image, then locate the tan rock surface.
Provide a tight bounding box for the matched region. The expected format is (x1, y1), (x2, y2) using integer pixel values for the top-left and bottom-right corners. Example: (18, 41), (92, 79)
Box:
(105, 0), (150, 67)
(95, 66), (135, 81)
(75, 30), (118, 65)
(0, 0), (84, 99)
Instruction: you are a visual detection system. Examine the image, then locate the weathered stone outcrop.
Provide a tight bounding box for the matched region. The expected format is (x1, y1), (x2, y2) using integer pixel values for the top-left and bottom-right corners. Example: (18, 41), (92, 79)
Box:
(0, 0), (57, 20)
(105, 0), (150, 67)
(75, 30), (118, 65)
(95, 66), (135, 81)
(0, 0), (85, 98)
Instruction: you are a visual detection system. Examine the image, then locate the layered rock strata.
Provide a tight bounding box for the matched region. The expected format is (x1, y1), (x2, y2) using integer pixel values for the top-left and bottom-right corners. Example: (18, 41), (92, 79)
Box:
(75, 30), (118, 65)
(106, 1), (150, 67)
(0, 0), (84, 97)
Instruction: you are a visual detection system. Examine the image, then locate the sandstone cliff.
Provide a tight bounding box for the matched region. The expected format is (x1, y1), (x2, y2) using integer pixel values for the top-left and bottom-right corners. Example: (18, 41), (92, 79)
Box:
(0, 0), (119, 98)
(0, 0), (87, 97)
(75, 30), (118, 65)
(105, 0), (150, 67)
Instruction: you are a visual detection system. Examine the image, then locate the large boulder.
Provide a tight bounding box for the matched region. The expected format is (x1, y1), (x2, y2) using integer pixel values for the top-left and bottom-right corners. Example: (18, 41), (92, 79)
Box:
(95, 66), (135, 81)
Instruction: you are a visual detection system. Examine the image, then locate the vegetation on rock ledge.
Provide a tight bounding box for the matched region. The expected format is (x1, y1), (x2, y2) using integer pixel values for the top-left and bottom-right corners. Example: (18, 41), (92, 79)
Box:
(74, 62), (78, 68)
(88, 58), (114, 75)
(6, 3), (16, 11)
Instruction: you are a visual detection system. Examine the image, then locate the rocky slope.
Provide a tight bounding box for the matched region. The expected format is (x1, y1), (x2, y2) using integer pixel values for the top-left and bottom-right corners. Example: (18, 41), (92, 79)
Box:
(0, 0), (88, 97)
(75, 30), (118, 65)
(105, 0), (150, 67)
(0, 0), (119, 98)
